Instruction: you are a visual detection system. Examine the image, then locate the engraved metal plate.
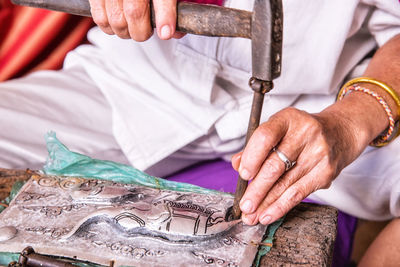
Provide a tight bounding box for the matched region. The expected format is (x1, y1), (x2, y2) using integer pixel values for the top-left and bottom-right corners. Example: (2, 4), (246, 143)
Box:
(0, 174), (267, 266)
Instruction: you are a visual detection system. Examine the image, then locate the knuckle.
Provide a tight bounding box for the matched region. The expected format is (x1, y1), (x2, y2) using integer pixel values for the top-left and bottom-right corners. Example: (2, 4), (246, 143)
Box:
(308, 117), (324, 134)
(263, 158), (283, 179)
(273, 201), (288, 217)
(92, 12), (109, 28)
(324, 165), (336, 178)
(282, 106), (298, 115)
(291, 186), (306, 203)
(253, 127), (274, 146)
(109, 15), (127, 31)
(272, 180), (287, 197)
(124, 3), (148, 21)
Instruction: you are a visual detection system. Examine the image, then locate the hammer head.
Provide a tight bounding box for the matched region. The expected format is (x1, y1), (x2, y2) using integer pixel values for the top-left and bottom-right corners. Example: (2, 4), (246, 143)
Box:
(252, 0), (283, 81)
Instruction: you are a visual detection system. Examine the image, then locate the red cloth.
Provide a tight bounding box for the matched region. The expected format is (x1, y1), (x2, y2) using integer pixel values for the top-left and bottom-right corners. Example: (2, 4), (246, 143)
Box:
(0, 0), (94, 81)
(0, 0), (222, 82)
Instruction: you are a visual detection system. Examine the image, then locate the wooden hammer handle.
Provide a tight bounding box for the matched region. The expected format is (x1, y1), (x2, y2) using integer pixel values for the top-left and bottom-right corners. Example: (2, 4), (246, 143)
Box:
(11, 0), (252, 38)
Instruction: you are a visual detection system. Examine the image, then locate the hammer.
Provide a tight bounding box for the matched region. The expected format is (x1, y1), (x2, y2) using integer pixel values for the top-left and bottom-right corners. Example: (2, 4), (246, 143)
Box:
(11, 0), (283, 220)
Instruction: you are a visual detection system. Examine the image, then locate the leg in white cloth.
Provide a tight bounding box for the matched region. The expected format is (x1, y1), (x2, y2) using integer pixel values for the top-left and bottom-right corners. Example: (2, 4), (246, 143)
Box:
(309, 138), (400, 220)
(0, 65), (130, 170)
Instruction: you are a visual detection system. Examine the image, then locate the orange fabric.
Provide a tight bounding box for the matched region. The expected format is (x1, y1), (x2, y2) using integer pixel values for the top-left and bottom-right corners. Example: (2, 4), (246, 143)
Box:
(0, 0), (94, 81)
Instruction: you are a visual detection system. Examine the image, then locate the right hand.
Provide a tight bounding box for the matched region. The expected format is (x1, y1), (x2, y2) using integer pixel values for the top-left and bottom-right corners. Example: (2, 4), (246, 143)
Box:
(88, 0), (184, 41)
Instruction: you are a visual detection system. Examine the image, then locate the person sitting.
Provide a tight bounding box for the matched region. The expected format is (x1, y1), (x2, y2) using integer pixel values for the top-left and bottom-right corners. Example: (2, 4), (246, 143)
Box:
(0, 0), (400, 265)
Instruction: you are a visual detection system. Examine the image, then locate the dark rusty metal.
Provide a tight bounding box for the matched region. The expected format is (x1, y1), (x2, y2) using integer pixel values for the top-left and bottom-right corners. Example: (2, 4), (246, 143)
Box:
(231, 80), (273, 220)
(231, 0), (283, 221)
(16, 247), (76, 267)
(175, 3), (251, 38)
(11, 0), (252, 39)
(252, 0), (283, 81)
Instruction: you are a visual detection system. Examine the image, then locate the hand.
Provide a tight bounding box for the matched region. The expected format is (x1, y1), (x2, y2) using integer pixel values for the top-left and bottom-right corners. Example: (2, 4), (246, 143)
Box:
(231, 106), (367, 225)
(88, 0), (185, 41)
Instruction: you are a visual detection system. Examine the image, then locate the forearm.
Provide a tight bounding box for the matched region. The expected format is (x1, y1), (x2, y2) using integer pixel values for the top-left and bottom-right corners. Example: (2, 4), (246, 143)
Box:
(319, 34), (400, 162)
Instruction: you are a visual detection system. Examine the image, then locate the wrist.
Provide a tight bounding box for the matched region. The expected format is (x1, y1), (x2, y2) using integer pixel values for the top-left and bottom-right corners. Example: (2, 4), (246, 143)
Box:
(321, 90), (388, 153)
(336, 77), (400, 146)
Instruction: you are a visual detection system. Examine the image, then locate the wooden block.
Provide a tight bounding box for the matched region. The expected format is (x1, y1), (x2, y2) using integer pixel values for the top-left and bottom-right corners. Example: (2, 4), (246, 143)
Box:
(260, 203), (338, 266)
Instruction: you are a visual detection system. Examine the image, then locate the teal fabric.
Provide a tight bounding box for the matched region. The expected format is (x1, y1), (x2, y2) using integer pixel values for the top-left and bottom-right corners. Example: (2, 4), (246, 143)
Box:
(253, 217), (285, 266)
(43, 132), (230, 197)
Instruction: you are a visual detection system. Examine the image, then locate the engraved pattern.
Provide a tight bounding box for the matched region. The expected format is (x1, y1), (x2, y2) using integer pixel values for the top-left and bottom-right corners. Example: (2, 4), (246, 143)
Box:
(0, 175), (267, 266)
(91, 241), (166, 259)
(222, 236), (246, 246)
(22, 204), (86, 217)
(191, 251), (238, 267)
(25, 227), (71, 238)
(16, 192), (55, 203)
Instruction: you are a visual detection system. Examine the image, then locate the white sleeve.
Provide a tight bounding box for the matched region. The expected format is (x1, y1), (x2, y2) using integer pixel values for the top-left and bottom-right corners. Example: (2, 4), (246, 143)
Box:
(362, 0), (400, 46)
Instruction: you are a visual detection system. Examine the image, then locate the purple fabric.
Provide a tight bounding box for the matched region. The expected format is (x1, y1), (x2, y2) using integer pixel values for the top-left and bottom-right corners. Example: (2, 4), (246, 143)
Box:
(166, 159), (357, 266)
(167, 159), (237, 193)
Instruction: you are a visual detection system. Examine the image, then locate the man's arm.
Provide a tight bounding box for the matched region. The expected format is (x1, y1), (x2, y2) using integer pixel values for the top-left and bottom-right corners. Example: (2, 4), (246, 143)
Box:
(232, 34), (400, 225)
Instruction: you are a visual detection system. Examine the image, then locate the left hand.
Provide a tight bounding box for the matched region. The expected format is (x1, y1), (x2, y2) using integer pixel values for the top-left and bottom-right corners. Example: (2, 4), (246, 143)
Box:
(231, 106), (365, 225)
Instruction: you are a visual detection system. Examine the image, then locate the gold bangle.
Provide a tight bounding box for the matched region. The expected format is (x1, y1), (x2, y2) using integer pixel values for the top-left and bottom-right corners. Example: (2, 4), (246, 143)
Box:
(338, 77), (400, 117)
(337, 77), (400, 147)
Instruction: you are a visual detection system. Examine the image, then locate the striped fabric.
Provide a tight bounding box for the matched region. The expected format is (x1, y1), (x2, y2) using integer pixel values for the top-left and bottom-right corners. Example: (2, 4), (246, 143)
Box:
(0, 0), (223, 82)
(0, 0), (94, 81)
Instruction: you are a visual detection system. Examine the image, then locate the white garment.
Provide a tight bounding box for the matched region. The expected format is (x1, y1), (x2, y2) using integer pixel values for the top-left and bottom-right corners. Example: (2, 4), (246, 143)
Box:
(1, 0), (400, 220)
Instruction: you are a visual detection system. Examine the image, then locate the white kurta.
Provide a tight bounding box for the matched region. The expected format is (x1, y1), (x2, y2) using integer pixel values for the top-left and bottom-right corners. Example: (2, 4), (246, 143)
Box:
(62, 0), (400, 170)
(1, 0), (400, 220)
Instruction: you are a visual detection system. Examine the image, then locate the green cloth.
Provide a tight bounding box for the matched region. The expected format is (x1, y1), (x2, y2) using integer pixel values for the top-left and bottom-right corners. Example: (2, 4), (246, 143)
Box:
(44, 132), (229, 196)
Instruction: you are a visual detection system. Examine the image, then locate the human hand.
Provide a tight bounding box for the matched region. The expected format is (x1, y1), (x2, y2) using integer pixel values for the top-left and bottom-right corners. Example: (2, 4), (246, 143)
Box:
(231, 106), (368, 226)
(88, 0), (185, 41)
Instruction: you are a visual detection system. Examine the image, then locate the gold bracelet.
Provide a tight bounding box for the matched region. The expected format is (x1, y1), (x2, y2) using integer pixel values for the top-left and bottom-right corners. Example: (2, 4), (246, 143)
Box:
(337, 77), (400, 147)
(338, 77), (400, 117)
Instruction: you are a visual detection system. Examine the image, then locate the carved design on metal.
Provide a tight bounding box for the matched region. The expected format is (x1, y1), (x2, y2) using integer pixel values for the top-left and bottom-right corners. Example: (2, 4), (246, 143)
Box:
(16, 192), (55, 203)
(25, 227), (71, 238)
(0, 174), (267, 266)
(191, 251), (238, 267)
(22, 203), (86, 218)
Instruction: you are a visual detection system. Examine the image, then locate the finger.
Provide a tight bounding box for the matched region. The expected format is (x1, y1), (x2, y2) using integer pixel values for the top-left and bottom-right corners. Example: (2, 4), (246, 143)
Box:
(239, 144), (302, 214)
(258, 165), (332, 225)
(106, 0), (130, 38)
(238, 116), (287, 181)
(255, 160), (309, 214)
(253, 145), (318, 217)
(241, 212), (259, 226)
(231, 151), (243, 171)
(153, 0), (177, 40)
(89, 0), (114, 35)
(124, 0), (153, 41)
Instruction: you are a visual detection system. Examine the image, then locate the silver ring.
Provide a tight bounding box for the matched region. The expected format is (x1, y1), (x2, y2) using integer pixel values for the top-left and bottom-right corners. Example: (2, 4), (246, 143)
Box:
(273, 147), (296, 171)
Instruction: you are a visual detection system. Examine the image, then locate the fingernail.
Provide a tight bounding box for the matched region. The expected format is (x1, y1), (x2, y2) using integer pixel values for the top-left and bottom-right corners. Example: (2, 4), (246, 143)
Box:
(160, 25), (171, 39)
(240, 199), (253, 213)
(242, 213), (256, 225)
(239, 165), (251, 180)
(260, 214), (272, 225)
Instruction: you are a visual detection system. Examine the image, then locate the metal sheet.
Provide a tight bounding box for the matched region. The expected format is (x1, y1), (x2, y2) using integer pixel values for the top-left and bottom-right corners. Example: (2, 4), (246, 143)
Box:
(0, 174), (267, 266)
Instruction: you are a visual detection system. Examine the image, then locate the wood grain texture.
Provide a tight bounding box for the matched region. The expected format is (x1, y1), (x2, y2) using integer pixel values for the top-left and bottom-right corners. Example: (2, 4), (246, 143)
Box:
(261, 203), (338, 266)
